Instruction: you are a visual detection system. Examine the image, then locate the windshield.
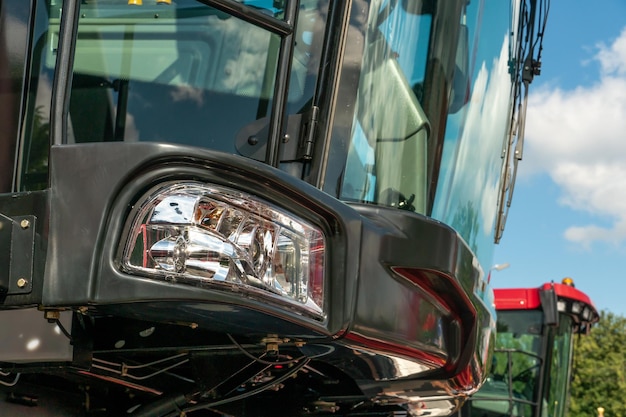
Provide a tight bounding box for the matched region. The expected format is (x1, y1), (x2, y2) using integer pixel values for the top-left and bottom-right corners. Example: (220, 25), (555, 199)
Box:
(338, 0), (457, 214)
(18, 0), (328, 191)
(328, 0), (520, 272)
(468, 310), (545, 417)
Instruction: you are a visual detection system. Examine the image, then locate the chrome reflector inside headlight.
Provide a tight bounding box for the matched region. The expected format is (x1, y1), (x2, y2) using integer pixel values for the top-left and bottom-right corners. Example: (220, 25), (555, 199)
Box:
(121, 182), (325, 318)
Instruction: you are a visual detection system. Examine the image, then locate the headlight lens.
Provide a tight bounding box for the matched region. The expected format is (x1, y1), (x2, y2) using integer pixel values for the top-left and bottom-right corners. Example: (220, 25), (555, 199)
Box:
(120, 182), (325, 318)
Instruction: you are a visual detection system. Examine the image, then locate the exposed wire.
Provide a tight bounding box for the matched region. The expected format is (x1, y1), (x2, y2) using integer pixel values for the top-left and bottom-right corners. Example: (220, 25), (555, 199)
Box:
(77, 371), (163, 396)
(91, 353), (191, 382)
(129, 357), (309, 417)
(227, 334), (306, 366)
(189, 341), (333, 403)
(91, 361), (190, 381)
(164, 371), (195, 384)
(122, 352), (188, 370)
(182, 357), (311, 415)
(0, 373), (20, 387)
(125, 359), (190, 381)
(199, 357), (270, 398)
(533, 0), (550, 63)
(53, 318), (73, 342)
(302, 344), (336, 359)
(128, 338), (329, 416)
(92, 357), (119, 367)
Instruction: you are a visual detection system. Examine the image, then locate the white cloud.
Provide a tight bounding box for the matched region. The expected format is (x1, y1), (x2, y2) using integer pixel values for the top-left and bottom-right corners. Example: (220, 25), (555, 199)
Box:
(524, 27), (626, 247)
(597, 27), (626, 76)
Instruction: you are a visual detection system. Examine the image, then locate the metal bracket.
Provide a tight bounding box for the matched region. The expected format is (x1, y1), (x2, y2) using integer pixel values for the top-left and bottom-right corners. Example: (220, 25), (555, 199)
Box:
(0, 214), (36, 302)
(235, 107), (320, 162)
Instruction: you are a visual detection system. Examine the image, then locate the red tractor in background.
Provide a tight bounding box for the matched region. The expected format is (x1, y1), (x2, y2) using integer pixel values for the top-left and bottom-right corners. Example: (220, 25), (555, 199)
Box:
(462, 279), (599, 417)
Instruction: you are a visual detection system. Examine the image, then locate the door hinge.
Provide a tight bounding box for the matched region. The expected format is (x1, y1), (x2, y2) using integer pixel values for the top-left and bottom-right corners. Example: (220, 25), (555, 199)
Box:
(297, 105), (320, 160)
(235, 105), (321, 162)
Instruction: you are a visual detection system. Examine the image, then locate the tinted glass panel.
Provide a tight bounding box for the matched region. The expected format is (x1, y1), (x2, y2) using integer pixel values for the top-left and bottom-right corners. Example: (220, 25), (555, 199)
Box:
(339, 0), (446, 215)
(18, 0), (58, 191)
(0, 0), (31, 192)
(18, 0), (327, 190)
(430, 0), (517, 269)
(468, 310), (545, 417)
(546, 315), (574, 417)
(66, 1), (282, 149)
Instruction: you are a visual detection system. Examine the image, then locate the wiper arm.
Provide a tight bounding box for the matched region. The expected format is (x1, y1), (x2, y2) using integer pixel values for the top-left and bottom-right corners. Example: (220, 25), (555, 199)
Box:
(494, 0), (549, 243)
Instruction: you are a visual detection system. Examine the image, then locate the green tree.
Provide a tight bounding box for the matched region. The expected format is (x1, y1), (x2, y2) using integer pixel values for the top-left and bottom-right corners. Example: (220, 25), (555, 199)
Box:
(569, 311), (626, 417)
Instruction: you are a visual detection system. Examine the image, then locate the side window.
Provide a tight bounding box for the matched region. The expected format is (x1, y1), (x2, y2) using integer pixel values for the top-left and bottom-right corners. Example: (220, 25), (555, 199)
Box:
(0, 0), (32, 193)
(545, 316), (575, 417)
(18, 0), (328, 186)
(17, 0), (59, 192)
(63, 2), (282, 149)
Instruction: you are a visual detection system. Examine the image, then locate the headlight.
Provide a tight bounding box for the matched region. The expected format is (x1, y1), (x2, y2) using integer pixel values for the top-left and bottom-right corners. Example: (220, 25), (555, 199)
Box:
(120, 182), (325, 318)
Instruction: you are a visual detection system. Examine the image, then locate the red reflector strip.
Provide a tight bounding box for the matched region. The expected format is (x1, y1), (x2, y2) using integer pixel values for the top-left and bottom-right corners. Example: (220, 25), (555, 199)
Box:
(391, 267), (475, 323)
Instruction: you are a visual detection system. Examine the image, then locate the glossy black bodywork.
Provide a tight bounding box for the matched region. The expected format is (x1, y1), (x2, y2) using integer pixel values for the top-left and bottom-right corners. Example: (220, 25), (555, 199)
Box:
(0, 142), (491, 415)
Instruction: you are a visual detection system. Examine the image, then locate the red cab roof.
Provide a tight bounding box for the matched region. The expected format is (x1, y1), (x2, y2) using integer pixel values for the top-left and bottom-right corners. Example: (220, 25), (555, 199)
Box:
(494, 282), (595, 311)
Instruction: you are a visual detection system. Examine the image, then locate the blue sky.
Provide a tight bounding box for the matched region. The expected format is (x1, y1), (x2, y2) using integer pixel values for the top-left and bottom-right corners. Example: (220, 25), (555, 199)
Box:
(492, 0), (626, 315)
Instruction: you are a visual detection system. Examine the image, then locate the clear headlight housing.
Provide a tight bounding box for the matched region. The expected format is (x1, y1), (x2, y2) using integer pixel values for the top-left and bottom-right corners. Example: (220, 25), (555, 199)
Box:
(120, 182), (326, 318)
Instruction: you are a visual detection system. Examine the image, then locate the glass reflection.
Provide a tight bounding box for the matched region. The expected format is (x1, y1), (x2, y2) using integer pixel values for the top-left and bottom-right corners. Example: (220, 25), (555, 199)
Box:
(340, 0), (436, 214)
(468, 310), (544, 417)
(18, 0), (329, 190)
(431, 1), (517, 270)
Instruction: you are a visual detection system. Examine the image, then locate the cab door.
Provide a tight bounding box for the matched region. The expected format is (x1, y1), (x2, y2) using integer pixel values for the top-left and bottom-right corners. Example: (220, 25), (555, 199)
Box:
(0, 0), (49, 307)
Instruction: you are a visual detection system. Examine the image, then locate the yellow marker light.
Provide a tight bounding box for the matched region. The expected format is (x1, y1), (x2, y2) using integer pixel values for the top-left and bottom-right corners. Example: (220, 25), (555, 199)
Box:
(562, 277), (575, 287)
(128, 0), (142, 4)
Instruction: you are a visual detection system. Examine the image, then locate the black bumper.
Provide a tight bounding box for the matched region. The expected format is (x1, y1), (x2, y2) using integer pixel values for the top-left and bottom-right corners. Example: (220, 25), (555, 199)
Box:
(0, 143), (495, 414)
